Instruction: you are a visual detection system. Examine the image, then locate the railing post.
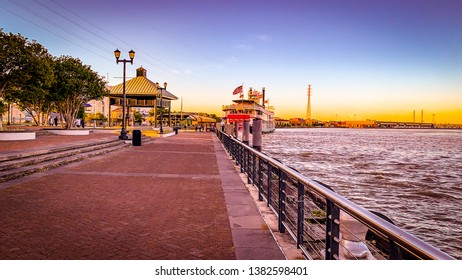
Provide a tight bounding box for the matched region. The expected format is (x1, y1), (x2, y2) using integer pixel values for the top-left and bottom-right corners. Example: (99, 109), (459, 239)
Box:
(258, 156), (263, 201)
(233, 140), (237, 161)
(223, 133), (227, 150)
(326, 200), (340, 260)
(230, 139), (234, 160)
(226, 135), (230, 154)
(227, 136), (231, 153)
(235, 143), (240, 166)
(239, 145), (244, 173)
(242, 147), (245, 168)
(267, 163), (272, 207)
(232, 139), (235, 157)
(240, 144), (243, 167)
(242, 149), (247, 175)
(278, 171), (286, 233)
(252, 153), (256, 185)
(246, 149), (251, 184)
(233, 141), (239, 165)
(297, 181), (304, 248)
(229, 137), (232, 155)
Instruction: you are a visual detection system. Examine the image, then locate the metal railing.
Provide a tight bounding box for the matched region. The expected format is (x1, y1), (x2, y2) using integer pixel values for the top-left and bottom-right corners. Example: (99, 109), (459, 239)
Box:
(216, 129), (455, 260)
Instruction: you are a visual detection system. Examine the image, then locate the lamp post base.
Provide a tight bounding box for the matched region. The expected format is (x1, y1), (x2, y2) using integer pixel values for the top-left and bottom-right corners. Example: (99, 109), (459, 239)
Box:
(119, 128), (129, 140)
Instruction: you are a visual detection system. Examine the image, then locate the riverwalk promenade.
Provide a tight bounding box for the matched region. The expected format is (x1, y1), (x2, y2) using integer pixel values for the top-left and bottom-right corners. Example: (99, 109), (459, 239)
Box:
(0, 131), (285, 260)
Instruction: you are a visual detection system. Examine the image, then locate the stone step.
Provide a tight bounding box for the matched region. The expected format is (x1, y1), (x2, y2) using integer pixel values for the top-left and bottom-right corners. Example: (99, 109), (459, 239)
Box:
(0, 138), (120, 163)
(0, 140), (124, 172)
(0, 141), (124, 171)
(0, 143), (129, 183)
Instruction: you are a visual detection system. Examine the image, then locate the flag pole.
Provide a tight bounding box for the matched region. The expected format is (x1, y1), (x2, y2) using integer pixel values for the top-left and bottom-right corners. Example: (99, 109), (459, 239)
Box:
(239, 82), (244, 113)
(180, 97), (183, 126)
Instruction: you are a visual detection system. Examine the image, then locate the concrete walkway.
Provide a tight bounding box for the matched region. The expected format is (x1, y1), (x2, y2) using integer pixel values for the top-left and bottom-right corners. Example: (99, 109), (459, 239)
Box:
(0, 132), (285, 260)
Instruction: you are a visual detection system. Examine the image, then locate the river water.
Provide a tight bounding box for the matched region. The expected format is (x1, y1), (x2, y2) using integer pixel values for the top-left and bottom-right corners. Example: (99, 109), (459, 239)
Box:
(261, 128), (462, 259)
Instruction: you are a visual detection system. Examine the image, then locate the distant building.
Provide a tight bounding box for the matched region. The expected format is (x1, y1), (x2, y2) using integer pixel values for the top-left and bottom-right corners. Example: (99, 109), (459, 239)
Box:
(187, 114), (217, 131)
(289, 118), (306, 126)
(0, 104), (32, 124)
(344, 120), (377, 128)
(274, 117), (290, 127)
(84, 99), (107, 116)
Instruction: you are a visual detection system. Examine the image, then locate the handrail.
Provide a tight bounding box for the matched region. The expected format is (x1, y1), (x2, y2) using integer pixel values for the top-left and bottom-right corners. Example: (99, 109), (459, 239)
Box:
(216, 129), (455, 260)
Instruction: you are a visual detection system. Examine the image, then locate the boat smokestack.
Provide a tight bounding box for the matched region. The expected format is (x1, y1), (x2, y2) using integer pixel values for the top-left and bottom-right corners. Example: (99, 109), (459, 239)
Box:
(262, 87), (266, 108)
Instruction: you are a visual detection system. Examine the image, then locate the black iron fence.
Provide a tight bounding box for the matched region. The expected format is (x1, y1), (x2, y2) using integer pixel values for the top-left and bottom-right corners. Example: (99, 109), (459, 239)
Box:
(216, 129), (454, 260)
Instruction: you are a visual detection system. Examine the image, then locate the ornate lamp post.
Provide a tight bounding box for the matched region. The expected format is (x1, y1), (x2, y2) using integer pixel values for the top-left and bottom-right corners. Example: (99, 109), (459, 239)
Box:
(114, 49), (135, 140)
(155, 82), (167, 134)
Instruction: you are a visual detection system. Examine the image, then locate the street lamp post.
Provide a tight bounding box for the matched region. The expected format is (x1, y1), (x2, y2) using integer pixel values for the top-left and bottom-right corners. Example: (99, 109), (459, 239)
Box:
(114, 49), (135, 140)
(155, 82), (167, 134)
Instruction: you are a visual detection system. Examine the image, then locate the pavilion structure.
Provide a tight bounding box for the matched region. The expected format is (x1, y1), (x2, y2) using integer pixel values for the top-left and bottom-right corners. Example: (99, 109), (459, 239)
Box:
(109, 67), (178, 127)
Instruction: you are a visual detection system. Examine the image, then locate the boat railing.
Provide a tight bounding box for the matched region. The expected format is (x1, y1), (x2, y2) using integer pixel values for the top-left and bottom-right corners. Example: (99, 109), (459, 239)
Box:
(216, 129), (455, 260)
(222, 103), (264, 111)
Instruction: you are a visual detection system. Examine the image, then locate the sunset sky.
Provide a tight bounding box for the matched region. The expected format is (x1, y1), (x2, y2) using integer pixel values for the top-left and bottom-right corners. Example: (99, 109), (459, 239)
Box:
(1, 0), (461, 123)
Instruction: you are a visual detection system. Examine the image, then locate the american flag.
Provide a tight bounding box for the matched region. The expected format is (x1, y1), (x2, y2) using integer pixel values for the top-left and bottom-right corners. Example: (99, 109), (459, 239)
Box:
(232, 85), (243, 95)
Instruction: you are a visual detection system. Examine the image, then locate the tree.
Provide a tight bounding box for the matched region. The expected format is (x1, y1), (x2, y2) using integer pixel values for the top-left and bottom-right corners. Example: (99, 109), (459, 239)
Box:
(85, 112), (107, 122)
(50, 56), (108, 129)
(85, 112), (107, 127)
(207, 113), (221, 122)
(77, 105), (85, 119)
(149, 107), (167, 117)
(1, 29), (54, 128)
(0, 99), (6, 123)
(5, 45), (54, 126)
(133, 110), (143, 124)
(0, 29), (29, 96)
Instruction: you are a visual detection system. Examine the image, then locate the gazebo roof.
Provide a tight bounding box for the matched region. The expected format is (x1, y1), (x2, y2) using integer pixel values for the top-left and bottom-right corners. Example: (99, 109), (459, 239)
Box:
(110, 67), (178, 100)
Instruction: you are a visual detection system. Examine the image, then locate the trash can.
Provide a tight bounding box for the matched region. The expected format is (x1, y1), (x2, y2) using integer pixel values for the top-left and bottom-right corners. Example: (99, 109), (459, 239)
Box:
(132, 130), (142, 146)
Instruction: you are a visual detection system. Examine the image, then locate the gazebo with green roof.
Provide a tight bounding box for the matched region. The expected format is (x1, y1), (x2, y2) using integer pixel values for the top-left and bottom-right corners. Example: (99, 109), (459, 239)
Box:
(109, 67), (178, 127)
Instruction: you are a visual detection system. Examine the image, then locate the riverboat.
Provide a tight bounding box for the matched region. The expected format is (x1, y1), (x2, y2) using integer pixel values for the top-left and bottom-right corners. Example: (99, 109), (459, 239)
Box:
(222, 87), (275, 133)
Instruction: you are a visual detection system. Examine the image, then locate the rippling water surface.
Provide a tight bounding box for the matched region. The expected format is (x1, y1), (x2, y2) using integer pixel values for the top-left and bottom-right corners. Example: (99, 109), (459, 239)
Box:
(262, 128), (462, 259)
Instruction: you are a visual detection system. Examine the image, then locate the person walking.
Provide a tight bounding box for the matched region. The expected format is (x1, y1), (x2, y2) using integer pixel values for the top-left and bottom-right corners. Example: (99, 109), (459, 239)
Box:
(54, 116), (58, 126)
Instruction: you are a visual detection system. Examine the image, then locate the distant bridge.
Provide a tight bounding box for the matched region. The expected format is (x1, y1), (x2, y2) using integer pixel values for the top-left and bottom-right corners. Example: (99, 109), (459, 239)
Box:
(375, 121), (434, 129)
(435, 123), (462, 129)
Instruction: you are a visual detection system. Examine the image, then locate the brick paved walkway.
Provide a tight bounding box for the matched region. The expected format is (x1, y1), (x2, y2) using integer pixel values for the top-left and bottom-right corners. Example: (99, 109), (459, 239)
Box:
(0, 132), (284, 260)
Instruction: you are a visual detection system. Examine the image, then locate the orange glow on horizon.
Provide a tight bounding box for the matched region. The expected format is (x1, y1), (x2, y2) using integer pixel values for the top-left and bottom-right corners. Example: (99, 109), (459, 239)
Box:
(170, 87), (462, 125)
(172, 102), (461, 124)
